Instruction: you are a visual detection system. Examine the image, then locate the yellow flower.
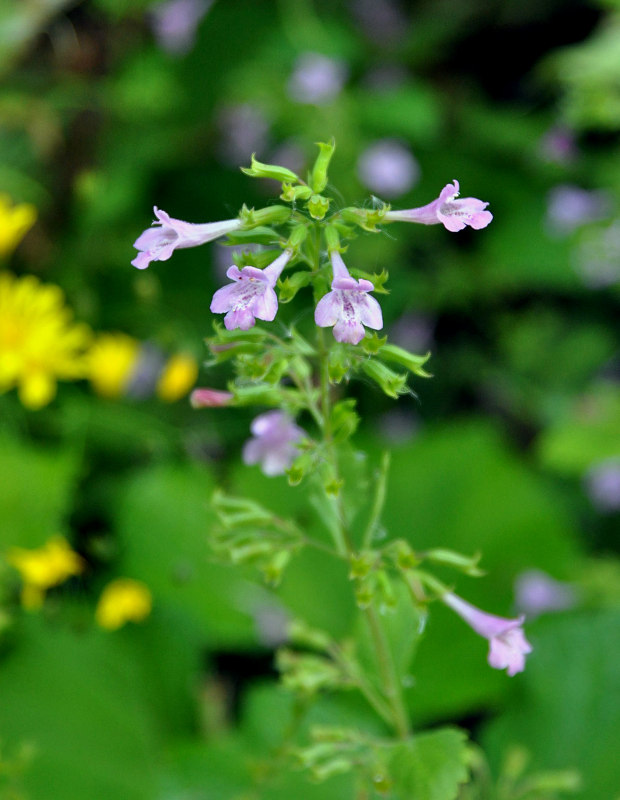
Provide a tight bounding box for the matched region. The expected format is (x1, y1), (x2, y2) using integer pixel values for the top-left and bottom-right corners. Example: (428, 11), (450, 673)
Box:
(0, 195), (37, 258)
(88, 332), (140, 398)
(0, 272), (92, 409)
(95, 578), (152, 630)
(6, 536), (84, 610)
(156, 353), (198, 402)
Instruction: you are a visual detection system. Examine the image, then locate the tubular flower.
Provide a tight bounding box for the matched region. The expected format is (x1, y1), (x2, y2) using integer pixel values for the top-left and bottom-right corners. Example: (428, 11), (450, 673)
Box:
(132, 207), (242, 269)
(314, 251), (383, 344)
(443, 592), (532, 676)
(96, 578), (152, 630)
(0, 272), (92, 409)
(190, 387), (234, 407)
(243, 410), (305, 476)
(384, 180), (493, 232)
(6, 536), (84, 610)
(210, 249), (292, 331)
(0, 195), (37, 258)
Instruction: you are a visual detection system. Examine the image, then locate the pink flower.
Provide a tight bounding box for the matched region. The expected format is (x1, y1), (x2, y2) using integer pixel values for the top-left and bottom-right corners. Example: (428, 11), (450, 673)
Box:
(149, 0), (212, 55)
(314, 251), (383, 345)
(443, 592), (532, 676)
(210, 249), (292, 331)
(132, 207), (241, 269)
(243, 411), (305, 476)
(385, 180), (492, 232)
(190, 387), (234, 408)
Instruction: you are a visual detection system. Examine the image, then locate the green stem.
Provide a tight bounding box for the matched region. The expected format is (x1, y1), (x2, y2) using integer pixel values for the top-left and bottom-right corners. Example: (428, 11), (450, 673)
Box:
(365, 604), (410, 739)
(361, 451), (390, 550)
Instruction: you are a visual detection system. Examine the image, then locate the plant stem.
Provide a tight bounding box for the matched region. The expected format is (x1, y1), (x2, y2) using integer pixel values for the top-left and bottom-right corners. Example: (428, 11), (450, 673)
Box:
(361, 451), (390, 550)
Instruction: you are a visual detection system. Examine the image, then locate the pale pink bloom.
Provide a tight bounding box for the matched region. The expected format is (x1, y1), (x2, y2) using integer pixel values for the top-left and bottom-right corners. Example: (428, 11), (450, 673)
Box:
(287, 52), (347, 105)
(132, 207), (241, 269)
(514, 569), (576, 618)
(357, 139), (420, 198)
(314, 252), (383, 345)
(150, 0), (212, 55)
(443, 592), (532, 676)
(190, 387), (234, 408)
(385, 180), (492, 232)
(243, 411), (305, 476)
(210, 249), (292, 331)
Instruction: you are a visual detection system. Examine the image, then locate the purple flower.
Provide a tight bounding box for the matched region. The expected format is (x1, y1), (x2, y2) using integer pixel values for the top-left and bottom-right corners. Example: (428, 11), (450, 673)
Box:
(357, 139), (420, 199)
(315, 252), (383, 345)
(385, 180), (493, 232)
(132, 207), (241, 270)
(546, 184), (611, 236)
(514, 569), (576, 618)
(584, 457), (620, 512)
(287, 52), (347, 105)
(242, 411), (305, 476)
(443, 592), (532, 676)
(210, 249), (292, 331)
(149, 0), (212, 56)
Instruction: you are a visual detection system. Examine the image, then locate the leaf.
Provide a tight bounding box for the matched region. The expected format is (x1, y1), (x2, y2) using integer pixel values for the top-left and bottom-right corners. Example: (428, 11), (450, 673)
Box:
(386, 728), (470, 800)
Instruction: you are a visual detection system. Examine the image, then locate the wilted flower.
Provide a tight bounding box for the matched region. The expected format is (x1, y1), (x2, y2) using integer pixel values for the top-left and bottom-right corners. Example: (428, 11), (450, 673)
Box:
(287, 52), (347, 105)
(0, 195), (37, 258)
(443, 592), (532, 676)
(0, 272), (91, 409)
(584, 457), (620, 512)
(149, 0), (212, 55)
(385, 180), (492, 232)
(190, 387), (234, 407)
(155, 353), (198, 402)
(132, 207), (241, 270)
(514, 569), (576, 618)
(96, 578), (152, 630)
(210, 249), (292, 330)
(357, 139), (420, 198)
(315, 251), (383, 344)
(6, 536), (84, 609)
(243, 410), (305, 476)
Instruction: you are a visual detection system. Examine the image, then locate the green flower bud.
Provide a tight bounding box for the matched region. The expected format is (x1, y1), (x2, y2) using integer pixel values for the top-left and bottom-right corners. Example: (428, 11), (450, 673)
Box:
(281, 183), (313, 202)
(361, 360), (409, 398)
(423, 548), (485, 577)
(307, 194), (330, 220)
(241, 153), (300, 183)
(239, 204), (292, 227)
(340, 204), (390, 232)
(378, 343), (432, 378)
(310, 139), (336, 193)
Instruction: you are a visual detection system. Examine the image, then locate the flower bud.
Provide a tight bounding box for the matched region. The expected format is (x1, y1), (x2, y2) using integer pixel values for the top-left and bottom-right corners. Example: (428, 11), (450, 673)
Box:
(310, 139), (336, 193)
(241, 153), (300, 184)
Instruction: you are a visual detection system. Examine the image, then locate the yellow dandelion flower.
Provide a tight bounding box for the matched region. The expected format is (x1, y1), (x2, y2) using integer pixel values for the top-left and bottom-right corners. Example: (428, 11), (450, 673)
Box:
(88, 332), (140, 398)
(95, 578), (152, 630)
(0, 272), (92, 409)
(156, 353), (198, 402)
(6, 536), (84, 610)
(0, 195), (37, 258)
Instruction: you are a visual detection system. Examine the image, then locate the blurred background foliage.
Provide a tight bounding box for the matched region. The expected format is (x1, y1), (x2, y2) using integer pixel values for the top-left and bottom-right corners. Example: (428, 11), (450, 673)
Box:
(1, 0), (620, 797)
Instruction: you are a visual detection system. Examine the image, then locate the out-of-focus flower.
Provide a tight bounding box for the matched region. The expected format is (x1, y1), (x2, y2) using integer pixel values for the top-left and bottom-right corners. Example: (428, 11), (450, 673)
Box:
(584, 457), (620, 512)
(6, 536), (84, 610)
(351, 0), (408, 45)
(96, 578), (152, 630)
(0, 195), (37, 258)
(443, 592), (532, 676)
(190, 387), (234, 407)
(149, 0), (212, 55)
(156, 353), (198, 402)
(575, 220), (620, 289)
(357, 139), (420, 198)
(514, 569), (577, 618)
(385, 180), (493, 232)
(132, 207), (241, 270)
(210, 249), (292, 331)
(88, 332), (140, 398)
(287, 52), (347, 105)
(0, 272), (91, 409)
(216, 104), (270, 166)
(546, 184), (611, 235)
(538, 125), (578, 165)
(243, 410), (305, 476)
(315, 251), (383, 344)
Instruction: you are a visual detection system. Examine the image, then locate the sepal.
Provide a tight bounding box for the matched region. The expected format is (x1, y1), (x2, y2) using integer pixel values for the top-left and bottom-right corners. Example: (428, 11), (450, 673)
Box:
(307, 194), (330, 220)
(310, 139), (336, 193)
(241, 154), (300, 184)
(361, 360), (409, 398)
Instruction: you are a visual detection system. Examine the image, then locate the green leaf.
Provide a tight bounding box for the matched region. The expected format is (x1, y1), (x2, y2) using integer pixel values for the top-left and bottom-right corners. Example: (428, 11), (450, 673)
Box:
(278, 269), (314, 303)
(386, 728), (470, 800)
(481, 609), (620, 800)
